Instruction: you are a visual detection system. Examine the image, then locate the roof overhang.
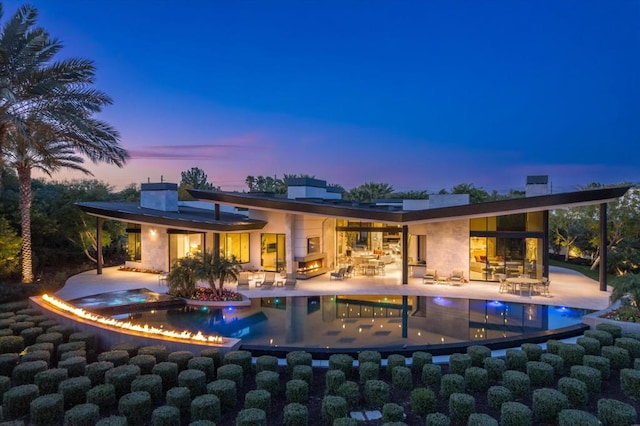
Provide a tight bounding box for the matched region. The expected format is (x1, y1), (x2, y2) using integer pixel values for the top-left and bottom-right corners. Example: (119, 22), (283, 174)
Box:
(76, 202), (267, 232)
(188, 186), (631, 225)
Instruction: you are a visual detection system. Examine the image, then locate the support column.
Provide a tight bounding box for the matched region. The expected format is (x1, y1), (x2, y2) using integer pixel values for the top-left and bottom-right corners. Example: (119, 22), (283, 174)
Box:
(96, 217), (103, 275)
(402, 225), (408, 285)
(401, 295), (408, 338)
(543, 210), (549, 279)
(600, 203), (607, 292)
(214, 204), (220, 261)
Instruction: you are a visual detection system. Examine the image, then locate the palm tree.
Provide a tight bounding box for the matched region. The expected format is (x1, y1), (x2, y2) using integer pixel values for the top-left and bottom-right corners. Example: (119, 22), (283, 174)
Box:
(166, 256), (200, 298)
(0, 4), (128, 282)
(195, 251), (240, 296)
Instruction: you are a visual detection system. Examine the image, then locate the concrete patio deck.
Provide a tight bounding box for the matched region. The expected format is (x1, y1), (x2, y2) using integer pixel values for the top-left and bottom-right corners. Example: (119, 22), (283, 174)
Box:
(55, 264), (612, 311)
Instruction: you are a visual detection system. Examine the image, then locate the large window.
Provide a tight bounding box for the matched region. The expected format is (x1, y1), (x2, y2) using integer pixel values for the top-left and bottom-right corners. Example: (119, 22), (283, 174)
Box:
(221, 233), (250, 263)
(261, 233), (286, 271)
(169, 231), (204, 268)
(126, 224), (141, 261)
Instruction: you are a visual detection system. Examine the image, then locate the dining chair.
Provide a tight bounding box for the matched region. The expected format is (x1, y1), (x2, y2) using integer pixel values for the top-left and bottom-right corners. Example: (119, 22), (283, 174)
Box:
(448, 269), (465, 286)
(422, 269), (437, 285)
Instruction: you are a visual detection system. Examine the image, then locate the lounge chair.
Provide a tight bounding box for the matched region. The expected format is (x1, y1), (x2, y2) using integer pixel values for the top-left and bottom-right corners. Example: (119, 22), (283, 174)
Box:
(259, 271), (275, 289)
(236, 272), (250, 289)
(284, 273), (297, 289)
(330, 267), (346, 280)
(422, 268), (437, 284)
(275, 271), (287, 287)
(344, 265), (353, 278)
(448, 269), (465, 286)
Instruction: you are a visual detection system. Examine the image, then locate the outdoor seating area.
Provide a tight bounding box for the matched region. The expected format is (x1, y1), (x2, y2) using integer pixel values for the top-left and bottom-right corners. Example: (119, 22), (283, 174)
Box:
(499, 274), (551, 298)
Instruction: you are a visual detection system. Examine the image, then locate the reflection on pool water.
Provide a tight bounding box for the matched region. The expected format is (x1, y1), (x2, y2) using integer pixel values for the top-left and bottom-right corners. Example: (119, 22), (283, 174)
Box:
(111, 295), (592, 351)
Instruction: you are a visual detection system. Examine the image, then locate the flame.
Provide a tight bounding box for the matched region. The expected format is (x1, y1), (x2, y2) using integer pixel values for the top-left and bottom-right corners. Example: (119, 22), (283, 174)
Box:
(41, 294), (225, 345)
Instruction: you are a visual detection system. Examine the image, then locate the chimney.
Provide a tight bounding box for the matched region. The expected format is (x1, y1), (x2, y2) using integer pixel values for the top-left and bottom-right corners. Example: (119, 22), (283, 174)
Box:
(526, 175), (549, 197)
(140, 182), (178, 211)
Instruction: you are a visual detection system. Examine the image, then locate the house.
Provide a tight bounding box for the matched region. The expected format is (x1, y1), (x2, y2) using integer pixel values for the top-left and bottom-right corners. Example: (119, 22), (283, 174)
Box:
(76, 176), (630, 291)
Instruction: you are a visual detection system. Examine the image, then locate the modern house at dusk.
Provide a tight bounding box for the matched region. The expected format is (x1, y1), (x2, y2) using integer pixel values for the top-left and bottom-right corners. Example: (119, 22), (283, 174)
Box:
(76, 176), (630, 291)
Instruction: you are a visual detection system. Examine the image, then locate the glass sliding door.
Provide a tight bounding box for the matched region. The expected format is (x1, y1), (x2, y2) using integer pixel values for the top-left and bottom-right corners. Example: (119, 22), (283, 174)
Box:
(169, 232), (204, 269)
(261, 233), (286, 272)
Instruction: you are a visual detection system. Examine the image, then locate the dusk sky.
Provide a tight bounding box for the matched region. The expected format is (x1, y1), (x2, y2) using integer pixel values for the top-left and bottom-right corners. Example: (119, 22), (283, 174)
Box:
(9, 1), (639, 193)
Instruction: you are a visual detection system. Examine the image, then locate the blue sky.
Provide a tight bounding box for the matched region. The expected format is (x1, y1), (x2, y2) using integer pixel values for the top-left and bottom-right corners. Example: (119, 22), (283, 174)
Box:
(9, 0), (639, 193)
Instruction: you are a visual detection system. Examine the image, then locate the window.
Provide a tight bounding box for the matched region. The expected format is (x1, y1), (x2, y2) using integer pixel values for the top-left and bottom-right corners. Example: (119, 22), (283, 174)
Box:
(261, 233), (286, 271)
(169, 231), (204, 268)
(220, 233), (250, 263)
(126, 224), (141, 261)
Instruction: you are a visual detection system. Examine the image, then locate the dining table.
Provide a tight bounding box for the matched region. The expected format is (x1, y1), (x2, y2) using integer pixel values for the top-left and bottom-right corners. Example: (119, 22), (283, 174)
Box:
(505, 277), (542, 297)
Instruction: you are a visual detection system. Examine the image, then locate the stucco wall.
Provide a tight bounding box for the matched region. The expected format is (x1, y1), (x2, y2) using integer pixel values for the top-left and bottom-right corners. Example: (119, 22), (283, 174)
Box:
(426, 219), (470, 279)
(141, 224), (168, 272)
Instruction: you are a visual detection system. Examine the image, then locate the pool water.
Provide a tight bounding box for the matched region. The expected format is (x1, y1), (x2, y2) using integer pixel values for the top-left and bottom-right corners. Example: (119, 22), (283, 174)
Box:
(111, 294), (592, 351)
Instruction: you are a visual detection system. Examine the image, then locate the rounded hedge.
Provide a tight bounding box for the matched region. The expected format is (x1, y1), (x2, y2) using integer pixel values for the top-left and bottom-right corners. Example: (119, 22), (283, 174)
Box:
(526, 361), (554, 387)
(465, 366), (489, 392)
(467, 345), (491, 367)
(502, 370), (530, 401)
(165, 386), (191, 416)
(57, 376), (92, 409)
(364, 379), (389, 409)
(151, 405), (180, 426)
(467, 413), (498, 426)
(286, 378), (308, 404)
(104, 364), (141, 399)
(540, 352), (564, 376)
(283, 402), (307, 426)
(86, 383), (117, 412)
(57, 355), (87, 378)
(118, 391), (151, 425)
(29, 392), (64, 426)
(110, 342), (140, 358)
(410, 387), (436, 417)
(128, 354), (156, 375)
(576, 336), (601, 356)
(34, 367), (68, 395)
(359, 361), (379, 384)
(358, 350), (381, 366)
(483, 357), (506, 382)
(448, 392), (475, 422)
(64, 403), (100, 426)
(505, 349), (528, 372)
(321, 395), (347, 425)
(85, 360), (115, 386)
(256, 370), (280, 396)
(178, 368), (207, 398)
(448, 353), (471, 376)
(570, 365), (601, 394)
(557, 377), (588, 408)
(255, 354), (278, 373)
(532, 388), (569, 423)
(583, 354), (611, 380)
(167, 350), (194, 372)
(207, 378), (237, 411)
(97, 350), (130, 367)
(152, 361), (179, 390)
(382, 402), (404, 423)
(12, 360), (48, 385)
(236, 407), (267, 426)
(557, 343), (585, 368)
(336, 380), (359, 410)
(620, 368), (640, 399)
(520, 343), (542, 361)
(131, 374), (163, 405)
(487, 386), (512, 411)
(3, 383), (39, 420)
(286, 351), (312, 375)
(500, 401), (532, 426)
(223, 350), (252, 374)
(440, 373), (464, 399)
(425, 412), (451, 426)
(411, 351), (432, 374)
(391, 365), (412, 390)
(584, 329), (614, 347)
(137, 345), (168, 363)
(601, 345), (631, 369)
(292, 364), (313, 387)
(329, 353), (354, 379)
(216, 363), (243, 390)
(244, 389), (271, 415)
(597, 398), (638, 426)
(326, 369), (346, 395)
(199, 348), (222, 370)
(191, 393), (221, 423)
(557, 409), (601, 426)
(595, 323), (622, 339)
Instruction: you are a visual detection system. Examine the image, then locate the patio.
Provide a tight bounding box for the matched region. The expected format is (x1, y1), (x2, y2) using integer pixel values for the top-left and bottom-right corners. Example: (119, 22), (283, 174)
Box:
(55, 264), (612, 312)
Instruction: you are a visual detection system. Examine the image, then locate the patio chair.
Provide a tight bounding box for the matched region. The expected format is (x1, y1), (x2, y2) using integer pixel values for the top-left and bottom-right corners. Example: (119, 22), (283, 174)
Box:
(496, 273), (509, 293)
(330, 267), (346, 280)
(422, 269), (437, 285)
(448, 269), (465, 286)
(236, 272), (250, 289)
(344, 265), (353, 279)
(539, 277), (551, 297)
(284, 274), (297, 289)
(259, 271), (275, 289)
(275, 271), (287, 287)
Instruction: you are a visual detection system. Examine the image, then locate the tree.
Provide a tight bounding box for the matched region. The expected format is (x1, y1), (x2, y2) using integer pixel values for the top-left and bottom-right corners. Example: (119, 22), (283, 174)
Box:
(0, 216), (19, 279)
(0, 4), (128, 283)
(390, 190), (428, 199)
(166, 255), (200, 298)
(347, 182), (394, 203)
(180, 167), (216, 190)
(194, 251), (239, 296)
(245, 175), (286, 193)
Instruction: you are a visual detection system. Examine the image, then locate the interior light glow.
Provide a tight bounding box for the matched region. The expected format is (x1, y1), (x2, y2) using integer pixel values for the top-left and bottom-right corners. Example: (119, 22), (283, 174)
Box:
(41, 294), (225, 344)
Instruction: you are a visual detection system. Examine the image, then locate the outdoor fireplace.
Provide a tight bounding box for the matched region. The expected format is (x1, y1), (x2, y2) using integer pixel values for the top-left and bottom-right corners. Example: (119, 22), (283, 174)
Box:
(295, 253), (329, 279)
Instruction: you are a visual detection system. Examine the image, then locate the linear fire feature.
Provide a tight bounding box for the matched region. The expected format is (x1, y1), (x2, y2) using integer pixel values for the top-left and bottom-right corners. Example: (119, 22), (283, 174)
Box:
(295, 252), (329, 279)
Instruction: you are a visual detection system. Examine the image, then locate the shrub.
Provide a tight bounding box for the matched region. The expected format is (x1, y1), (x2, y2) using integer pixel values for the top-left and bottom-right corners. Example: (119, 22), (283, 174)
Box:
(26, 342), (54, 355)
(557, 377), (588, 408)
(526, 361), (554, 386)
(236, 408), (267, 426)
(505, 349), (528, 372)
(500, 401), (532, 426)
(244, 389), (271, 415)
(284, 402), (307, 426)
(165, 386), (190, 416)
(321, 395), (347, 425)
(223, 350), (252, 374)
(137, 345), (168, 363)
(256, 354), (278, 373)
(286, 351), (312, 375)
(337, 380), (359, 410)
(118, 391), (151, 425)
(584, 329), (614, 347)
(364, 379), (389, 409)
(0, 374), (9, 399)
(520, 343), (542, 361)
(0, 352), (19, 377)
(570, 365), (601, 394)
(29, 393), (64, 426)
(391, 365), (412, 390)
(199, 347), (222, 370)
(359, 361), (379, 383)
(425, 412), (450, 426)
(329, 353), (354, 378)
(152, 361), (178, 390)
(64, 403), (100, 426)
(601, 345), (631, 369)
(359, 350), (381, 366)
(448, 353), (471, 375)
(465, 366), (489, 392)
(410, 387), (436, 417)
(85, 360), (114, 386)
(540, 353), (564, 376)
(448, 392), (475, 422)
(386, 354), (406, 375)
(12, 360), (48, 385)
(69, 331), (96, 353)
(3, 384), (39, 420)
(96, 415), (128, 426)
(467, 345), (491, 366)
(191, 394), (220, 423)
(292, 364), (313, 386)
(545, 339), (565, 355)
(615, 337), (640, 359)
(167, 350), (194, 372)
(411, 351), (432, 374)
(286, 378), (308, 404)
(502, 370), (530, 400)
(86, 383), (117, 412)
(557, 409), (601, 426)
(326, 369), (345, 395)
(110, 342), (140, 358)
(577, 336), (601, 356)
(58, 376), (92, 409)
(532, 388), (569, 423)
(440, 373), (465, 399)
(467, 413), (498, 426)
(558, 343), (585, 368)
(58, 355), (86, 378)
(207, 378), (237, 411)
(57, 341), (85, 360)
(487, 386), (512, 411)
(0, 335), (24, 354)
(382, 402), (404, 423)
(60, 349), (86, 362)
(217, 363), (243, 390)
(151, 405), (180, 426)
(20, 327), (43, 347)
(98, 350), (130, 367)
(422, 363), (442, 386)
(47, 325), (75, 341)
(187, 356), (215, 381)
(483, 357), (505, 382)
(10, 321), (35, 336)
(620, 368), (640, 399)
(595, 323), (622, 339)
(178, 369), (207, 398)
(105, 364), (141, 399)
(597, 398), (638, 426)
(256, 370), (280, 396)
(131, 374), (163, 405)
(128, 354), (156, 375)
(583, 354), (611, 379)
(34, 367), (67, 395)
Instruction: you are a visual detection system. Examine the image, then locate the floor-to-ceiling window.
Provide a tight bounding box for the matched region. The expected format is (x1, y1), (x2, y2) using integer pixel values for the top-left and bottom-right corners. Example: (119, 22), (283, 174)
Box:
(126, 224), (141, 261)
(261, 233), (286, 271)
(335, 221), (403, 266)
(470, 212), (545, 281)
(221, 233), (250, 263)
(169, 231), (204, 268)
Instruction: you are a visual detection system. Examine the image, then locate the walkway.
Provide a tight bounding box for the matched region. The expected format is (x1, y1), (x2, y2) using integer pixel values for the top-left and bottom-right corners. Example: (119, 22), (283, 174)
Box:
(55, 265), (612, 311)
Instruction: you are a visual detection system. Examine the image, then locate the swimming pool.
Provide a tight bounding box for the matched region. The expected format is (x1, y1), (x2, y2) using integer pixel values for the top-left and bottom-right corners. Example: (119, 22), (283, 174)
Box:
(111, 294), (592, 356)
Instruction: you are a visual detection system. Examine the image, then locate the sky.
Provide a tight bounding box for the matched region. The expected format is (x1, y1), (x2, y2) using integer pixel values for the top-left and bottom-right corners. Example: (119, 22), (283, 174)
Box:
(6, 0), (640, 193)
